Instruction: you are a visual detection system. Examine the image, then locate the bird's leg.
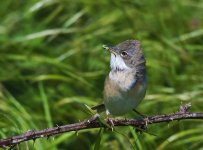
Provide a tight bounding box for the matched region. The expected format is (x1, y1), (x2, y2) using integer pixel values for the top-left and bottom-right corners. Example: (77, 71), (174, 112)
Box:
(133, 109), (146, 117)
(90, 110), (113, 130)
(135, 125), (147, 133)
(132, 109), (148, 132)
(105, 110), (114, 131)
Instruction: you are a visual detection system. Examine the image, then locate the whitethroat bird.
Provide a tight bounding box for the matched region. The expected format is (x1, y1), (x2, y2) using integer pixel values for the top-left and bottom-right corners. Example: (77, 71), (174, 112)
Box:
(92, 40), (147, 116)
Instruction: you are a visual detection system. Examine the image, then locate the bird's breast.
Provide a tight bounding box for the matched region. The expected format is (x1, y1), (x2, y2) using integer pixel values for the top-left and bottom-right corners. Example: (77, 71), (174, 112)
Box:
(108, 71), (136, 91)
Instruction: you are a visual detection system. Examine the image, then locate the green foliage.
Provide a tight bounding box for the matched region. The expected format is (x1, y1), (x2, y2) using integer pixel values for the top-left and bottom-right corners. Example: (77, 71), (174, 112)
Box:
(0, 0), (203, 149)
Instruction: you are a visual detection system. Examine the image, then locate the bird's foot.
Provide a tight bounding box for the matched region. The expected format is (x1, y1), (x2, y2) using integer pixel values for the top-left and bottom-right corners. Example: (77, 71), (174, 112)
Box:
(135, 124), (147, 133)
(105, 110), (114, 131)
(135, 117), (151, 133)
(106, 117), (114, 131)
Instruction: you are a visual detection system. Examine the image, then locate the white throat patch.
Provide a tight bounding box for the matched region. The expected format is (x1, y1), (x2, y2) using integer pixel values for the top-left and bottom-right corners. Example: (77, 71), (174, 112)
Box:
(110, 53), (130, 71)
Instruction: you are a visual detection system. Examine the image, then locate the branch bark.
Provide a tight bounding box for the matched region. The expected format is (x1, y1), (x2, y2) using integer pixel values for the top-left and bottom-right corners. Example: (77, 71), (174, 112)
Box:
(1, 103), (203, 148)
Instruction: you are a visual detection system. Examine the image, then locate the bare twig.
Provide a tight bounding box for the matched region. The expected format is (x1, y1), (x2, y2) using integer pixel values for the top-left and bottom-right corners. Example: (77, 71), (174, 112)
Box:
(1, 103), (203, 148)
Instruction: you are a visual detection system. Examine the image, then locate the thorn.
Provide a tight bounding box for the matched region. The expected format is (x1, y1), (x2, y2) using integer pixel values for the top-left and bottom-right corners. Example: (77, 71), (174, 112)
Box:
(56, 124), (61, 131)
(25, 129), (36, 137)
(179, 103), (192, 113)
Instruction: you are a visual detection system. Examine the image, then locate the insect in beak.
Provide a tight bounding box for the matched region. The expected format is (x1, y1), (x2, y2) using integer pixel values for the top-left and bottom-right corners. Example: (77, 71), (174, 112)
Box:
(102, 45), (117, 56)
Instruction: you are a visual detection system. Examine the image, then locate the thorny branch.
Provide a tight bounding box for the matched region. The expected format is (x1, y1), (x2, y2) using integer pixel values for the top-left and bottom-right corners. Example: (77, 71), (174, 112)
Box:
(1, 103), (203, 149)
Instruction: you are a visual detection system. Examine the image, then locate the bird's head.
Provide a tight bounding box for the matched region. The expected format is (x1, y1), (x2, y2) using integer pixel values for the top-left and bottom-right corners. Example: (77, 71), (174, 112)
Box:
(103, 40), (145, 72)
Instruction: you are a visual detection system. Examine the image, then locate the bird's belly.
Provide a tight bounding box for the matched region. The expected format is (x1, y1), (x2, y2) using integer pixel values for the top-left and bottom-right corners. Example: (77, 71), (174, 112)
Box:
(104, 82), (146, 116)
(105, 96), (139, 116)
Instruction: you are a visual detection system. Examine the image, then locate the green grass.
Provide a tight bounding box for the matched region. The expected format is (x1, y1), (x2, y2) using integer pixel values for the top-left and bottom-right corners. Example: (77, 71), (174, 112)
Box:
(0, 0), (203, 149)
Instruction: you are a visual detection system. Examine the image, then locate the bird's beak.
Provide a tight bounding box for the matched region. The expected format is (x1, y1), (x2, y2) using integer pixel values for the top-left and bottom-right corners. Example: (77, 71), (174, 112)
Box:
(102, 45), (117, 55)
(102, 45), (110, 50)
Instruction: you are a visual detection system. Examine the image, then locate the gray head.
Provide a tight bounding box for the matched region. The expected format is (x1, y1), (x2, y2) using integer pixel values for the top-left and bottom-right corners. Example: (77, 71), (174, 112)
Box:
(103, 40), (145, 72)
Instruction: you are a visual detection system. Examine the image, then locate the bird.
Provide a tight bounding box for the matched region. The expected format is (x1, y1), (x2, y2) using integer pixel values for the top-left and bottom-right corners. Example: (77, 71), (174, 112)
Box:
(92, 39), (147, 116)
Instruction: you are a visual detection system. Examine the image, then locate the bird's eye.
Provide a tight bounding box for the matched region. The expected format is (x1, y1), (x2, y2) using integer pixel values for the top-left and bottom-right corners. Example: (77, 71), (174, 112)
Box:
(121, 51), (128, 57)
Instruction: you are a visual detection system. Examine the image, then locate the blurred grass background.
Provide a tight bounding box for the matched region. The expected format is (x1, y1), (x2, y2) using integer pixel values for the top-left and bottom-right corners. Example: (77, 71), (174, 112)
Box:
(0, 0), (203, 149)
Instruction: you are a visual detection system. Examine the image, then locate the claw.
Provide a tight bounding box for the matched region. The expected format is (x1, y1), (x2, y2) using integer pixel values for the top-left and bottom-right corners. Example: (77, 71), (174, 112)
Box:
(107, 118), (114, 131)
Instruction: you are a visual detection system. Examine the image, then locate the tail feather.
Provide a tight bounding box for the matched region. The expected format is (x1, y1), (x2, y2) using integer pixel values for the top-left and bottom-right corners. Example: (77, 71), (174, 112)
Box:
(91, 103), (106, 113)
